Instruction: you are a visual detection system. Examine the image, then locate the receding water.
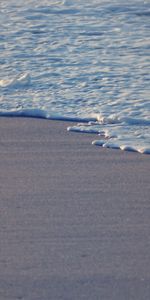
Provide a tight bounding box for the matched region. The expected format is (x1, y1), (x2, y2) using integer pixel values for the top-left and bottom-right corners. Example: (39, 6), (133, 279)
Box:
(0, 0), (150, 153)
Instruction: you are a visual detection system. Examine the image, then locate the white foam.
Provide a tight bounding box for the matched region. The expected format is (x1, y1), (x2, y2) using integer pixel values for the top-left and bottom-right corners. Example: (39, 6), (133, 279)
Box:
(0, 108), (48, 118)
(94, 114), (150, 127)
(67, 124), (104, 135)
(93, 140), (132, 153)
(93, 138), (150, 154)
(68, 121), (150, 154)
(92, 140), (120, 150)
(0, 73), (31, 89)
(0, 108), (96, 123)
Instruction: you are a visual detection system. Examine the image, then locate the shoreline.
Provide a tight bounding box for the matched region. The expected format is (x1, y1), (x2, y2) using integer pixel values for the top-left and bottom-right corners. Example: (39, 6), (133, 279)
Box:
(0, 117), (150, 299)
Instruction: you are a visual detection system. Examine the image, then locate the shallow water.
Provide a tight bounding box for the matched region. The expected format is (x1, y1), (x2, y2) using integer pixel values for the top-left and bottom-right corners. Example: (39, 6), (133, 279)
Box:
(0, 0), (150, 153)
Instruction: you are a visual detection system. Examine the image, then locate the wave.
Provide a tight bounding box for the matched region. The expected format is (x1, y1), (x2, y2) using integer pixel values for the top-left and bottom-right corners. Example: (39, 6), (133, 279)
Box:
(92, 139), (150, 154)
(0, 107), (96, 123)
(91, 114), (150, 126)
(0, 108), (149, 155)
(67, 116), (150, 155)
(1, 107), (149, 127)
(0, 73), (31, 89)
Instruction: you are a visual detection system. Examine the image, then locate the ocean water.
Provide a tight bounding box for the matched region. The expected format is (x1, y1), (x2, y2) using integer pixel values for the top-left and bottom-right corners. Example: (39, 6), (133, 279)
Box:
(0, 0), (150, 154)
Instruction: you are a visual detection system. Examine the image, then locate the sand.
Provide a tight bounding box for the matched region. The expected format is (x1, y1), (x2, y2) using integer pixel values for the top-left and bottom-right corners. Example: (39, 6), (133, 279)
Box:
(0, 117), (150, 300)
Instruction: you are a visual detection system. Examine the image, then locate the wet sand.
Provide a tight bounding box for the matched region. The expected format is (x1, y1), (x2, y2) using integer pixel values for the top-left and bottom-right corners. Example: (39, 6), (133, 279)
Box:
(0, 117), (150, 300)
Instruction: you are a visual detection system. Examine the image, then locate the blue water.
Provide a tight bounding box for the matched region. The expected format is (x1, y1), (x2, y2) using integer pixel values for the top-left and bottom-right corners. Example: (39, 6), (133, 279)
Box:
(0, 0), (150, 153)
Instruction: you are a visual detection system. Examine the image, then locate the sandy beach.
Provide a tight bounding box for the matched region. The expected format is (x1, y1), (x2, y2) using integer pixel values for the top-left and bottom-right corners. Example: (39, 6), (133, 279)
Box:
(0, 117), (150, 300)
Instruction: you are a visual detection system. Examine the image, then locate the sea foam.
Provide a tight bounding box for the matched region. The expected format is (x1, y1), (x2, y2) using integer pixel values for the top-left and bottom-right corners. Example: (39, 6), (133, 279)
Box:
(0, 74), (31, 89)
(0, 0), (150, 154)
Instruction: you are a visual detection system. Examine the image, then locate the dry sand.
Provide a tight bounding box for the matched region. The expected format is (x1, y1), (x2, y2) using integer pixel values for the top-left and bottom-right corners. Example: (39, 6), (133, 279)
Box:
(0, 117), (150, 300)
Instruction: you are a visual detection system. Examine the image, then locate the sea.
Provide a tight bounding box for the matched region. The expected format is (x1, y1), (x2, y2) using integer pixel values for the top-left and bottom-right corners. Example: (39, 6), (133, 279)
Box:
(0, 0), (150, 154)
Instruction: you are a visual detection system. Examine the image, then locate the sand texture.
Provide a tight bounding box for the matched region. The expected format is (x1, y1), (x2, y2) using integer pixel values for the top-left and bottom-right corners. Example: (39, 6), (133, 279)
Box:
(0, 117), (150, 300)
